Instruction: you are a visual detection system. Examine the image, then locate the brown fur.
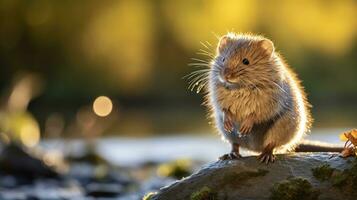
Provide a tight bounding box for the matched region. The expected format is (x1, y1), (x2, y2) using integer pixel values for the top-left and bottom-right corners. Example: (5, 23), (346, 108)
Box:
(204, 33), (312, 154)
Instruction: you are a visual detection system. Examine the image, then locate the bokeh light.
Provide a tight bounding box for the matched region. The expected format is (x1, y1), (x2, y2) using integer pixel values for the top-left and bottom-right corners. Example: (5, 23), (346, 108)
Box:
(0, 132), (10, 144)
(92, 96), (113, 117)
(20, 122), (40, 148)
(0, 112), (41, 147)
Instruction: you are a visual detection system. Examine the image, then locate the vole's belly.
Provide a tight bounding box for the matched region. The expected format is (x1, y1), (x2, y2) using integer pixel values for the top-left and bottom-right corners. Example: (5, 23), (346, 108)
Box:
(217, 108), (298, 152)
(220, 123), (271, 152)
(237, 129), (268, 152)
(217, 113), (270, 152)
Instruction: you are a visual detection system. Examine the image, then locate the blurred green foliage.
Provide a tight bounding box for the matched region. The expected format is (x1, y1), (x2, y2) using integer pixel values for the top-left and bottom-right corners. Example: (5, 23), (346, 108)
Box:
(0, 0), (356, 136)
(157, 159), (192, 179)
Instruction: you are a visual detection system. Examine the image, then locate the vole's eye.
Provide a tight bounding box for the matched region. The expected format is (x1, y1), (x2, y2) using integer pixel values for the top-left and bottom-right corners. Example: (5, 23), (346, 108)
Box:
(242, 58), (249, 65)
(222, 57), (225, 62)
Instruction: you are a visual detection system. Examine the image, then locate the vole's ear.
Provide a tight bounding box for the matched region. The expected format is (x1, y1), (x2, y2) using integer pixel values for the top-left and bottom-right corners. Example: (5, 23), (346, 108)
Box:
(217, 35), (230, 53)
(258, 39), (274, 57)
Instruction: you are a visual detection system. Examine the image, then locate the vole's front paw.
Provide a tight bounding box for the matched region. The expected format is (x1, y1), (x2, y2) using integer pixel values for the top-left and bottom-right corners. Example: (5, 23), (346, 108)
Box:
(219, 152), (242, 160)
(224, 118), (234, 133)
(223, 109), (234, 133)
(239, 119), (253, 135)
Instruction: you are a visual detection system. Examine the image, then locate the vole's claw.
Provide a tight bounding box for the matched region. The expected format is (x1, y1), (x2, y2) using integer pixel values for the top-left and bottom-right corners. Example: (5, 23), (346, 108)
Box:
(219, 152), (242, 160)
(224, 120), (234, 133)
(258, 152), (275, 164)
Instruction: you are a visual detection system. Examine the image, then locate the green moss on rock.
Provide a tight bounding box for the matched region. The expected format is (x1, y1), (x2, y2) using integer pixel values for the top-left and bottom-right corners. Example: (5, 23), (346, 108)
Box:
(190, 186), (217, 200)
(270, 178), (320, 200)
(308, 159), (357, 194)
(330, 171), (348, 187)
(331, 158), (357, 191)
(223, 169), (269, 184)
(312, 164), (335, 181)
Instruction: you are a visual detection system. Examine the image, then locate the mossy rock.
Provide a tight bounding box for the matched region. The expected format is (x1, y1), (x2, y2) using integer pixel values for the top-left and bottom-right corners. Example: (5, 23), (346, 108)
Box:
(222, 169), (269, 185)
(150, 153), (356, 200)
(190, 186), (217, 200)
(312, 164), (334, 181)
(311, 158), (357, 194)
(330, 159), (357, 192)
(270, 178), (320, 200)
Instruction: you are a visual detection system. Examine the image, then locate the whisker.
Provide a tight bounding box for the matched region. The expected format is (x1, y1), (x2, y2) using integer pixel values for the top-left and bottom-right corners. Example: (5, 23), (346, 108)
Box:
(196, 82), (208, 93)
(188, 76), (209, 92)
(193, 80), (209, 93)
(188, 70), (209, 79)
(188, 73), (209, 84)
(187, 70), (209, 80)
(196, 52), (214, 59)
(205, 41), (212, 47)
(200, 41), (210, 50)
(190, 58), (210, 64)
(211, 31), (220, 40)
(272, 81), (288, 95)
(184, 70), (210, 79)
(188, 63), (211, 67)
(186, 39), (217, 93)
(190, 77), (209, 87)
(198, 49), (213, 56)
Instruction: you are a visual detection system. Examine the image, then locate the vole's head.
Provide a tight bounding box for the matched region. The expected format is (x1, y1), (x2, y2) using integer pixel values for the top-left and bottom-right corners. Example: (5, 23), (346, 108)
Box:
(212, 33), (281, 89)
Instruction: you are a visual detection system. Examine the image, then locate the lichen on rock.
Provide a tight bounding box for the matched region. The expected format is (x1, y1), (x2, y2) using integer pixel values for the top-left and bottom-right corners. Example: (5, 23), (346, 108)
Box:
(312, 164), (334, 181)
(311, 158), (357, 194)
(270, 178), (320, 200)
(223, 169), (269, 185)
(190, 186), (217, 200)
(330, 158), (357, 192)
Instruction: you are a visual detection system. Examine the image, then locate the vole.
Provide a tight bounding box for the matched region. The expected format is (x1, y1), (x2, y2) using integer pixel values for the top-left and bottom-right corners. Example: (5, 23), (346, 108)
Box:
(188, 33), (342, 164)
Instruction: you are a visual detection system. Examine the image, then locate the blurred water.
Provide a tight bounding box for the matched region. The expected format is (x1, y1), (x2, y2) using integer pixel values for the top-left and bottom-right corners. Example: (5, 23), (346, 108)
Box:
(41, 128), (348, 167)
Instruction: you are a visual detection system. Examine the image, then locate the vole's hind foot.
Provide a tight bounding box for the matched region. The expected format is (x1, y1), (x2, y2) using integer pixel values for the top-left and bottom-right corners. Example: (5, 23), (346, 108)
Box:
(219, 152), (242, 160)
(258, 153), (275, 164)
(258, 143), (276, 164)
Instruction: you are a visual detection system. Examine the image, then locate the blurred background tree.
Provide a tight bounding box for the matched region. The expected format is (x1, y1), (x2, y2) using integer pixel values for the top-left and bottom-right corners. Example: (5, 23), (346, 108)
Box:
(0, 0), (356, 140)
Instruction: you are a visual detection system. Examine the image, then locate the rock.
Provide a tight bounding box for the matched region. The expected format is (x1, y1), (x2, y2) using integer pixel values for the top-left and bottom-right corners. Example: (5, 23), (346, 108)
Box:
(69, 162), (134, 189)
(0, 179), (83, 200)
(140, 177), (176, 197)
(66, 148), (108, 166)
(150, 153), (357, 200)
(0, 143), (58, 179)
(85, 182), (123, 197)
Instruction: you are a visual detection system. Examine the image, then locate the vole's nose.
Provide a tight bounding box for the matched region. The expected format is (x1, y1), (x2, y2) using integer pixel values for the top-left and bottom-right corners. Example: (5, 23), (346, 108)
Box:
(223, 68), (233, 82)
